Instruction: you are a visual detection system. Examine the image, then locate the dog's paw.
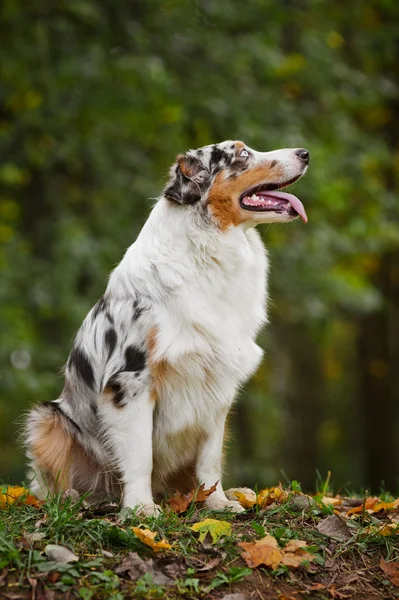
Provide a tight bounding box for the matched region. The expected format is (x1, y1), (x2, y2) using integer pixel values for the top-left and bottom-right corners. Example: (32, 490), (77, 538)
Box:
(136, 503), (162, 517)
(205, 496), (245, 513)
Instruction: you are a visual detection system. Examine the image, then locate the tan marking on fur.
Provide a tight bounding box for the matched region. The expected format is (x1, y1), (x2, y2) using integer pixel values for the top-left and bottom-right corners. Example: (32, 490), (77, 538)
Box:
(30, 410), (73, 490)
(208, 164), (284, 230)
(146, 326), (170, 402)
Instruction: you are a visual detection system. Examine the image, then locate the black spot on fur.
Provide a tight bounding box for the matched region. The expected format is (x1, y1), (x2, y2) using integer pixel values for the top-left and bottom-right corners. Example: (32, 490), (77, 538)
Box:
(105, 328), (117, 360)
(68, 347), (95, 390)
(106, 311), (114, 325)
(270, 160), (277, 168)
(104, 376), (124, 406)
(184, 191), (203, 205)
(133, 300), (143, 320)
(124, 345), (146, 372)
(210, 145), (227, 168)
(93, 295), (107, 319)
(42, 401), (83, 433)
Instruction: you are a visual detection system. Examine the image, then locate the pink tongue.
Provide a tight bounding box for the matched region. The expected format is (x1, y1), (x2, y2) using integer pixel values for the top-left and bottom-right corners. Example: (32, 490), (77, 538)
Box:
(257, 190), (308, 223)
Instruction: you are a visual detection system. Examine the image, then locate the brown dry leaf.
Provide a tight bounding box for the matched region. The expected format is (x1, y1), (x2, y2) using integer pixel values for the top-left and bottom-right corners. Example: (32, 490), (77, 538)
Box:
(239, 534), (315, 570)
(317, 515), (351, 542)
(347, 497), (380, 516)
(329, 586), (352, 599)
(168, 483), (217, 513)
(239, 535), (282, 569)
(284, 540), (308, 552)
(131, 527), (171, 552)
(380, 558), (399, 587)
(0, 486), (42, 509)
(115, 552), (173, 585)
(301, 583), (326, 593)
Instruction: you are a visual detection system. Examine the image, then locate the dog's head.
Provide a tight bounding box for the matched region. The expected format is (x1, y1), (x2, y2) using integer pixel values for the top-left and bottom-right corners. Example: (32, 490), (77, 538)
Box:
(164, 141), (309, 228)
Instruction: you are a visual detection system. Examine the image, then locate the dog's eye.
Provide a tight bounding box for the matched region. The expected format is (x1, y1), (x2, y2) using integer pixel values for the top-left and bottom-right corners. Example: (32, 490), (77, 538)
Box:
(239, 149), (249, 158)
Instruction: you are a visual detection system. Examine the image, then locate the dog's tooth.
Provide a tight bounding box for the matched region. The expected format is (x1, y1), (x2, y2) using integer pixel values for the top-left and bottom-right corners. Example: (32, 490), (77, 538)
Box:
(251, 194), (258, 201)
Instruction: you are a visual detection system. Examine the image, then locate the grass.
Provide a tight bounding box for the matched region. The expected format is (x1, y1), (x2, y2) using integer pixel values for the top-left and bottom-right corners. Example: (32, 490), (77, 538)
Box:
(1, 482), (399, 599)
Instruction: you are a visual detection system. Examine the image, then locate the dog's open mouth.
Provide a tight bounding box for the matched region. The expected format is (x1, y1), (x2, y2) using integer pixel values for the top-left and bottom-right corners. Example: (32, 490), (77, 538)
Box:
(239, 177), (308, 223)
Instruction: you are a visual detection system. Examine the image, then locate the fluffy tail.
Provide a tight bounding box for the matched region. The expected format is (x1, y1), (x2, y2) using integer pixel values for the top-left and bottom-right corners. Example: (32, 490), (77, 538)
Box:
(24, 402), (121, 500)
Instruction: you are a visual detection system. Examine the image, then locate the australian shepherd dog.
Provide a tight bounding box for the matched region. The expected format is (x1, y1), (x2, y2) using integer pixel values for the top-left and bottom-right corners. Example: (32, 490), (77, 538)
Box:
(24, 141), (309, 515)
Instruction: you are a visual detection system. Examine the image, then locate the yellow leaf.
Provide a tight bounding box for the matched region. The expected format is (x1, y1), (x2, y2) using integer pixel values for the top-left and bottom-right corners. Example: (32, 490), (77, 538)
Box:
(131, 527), (171, 552)
(0, 486), (41, 509)
(363, 523), (399, 537)
(231, 490), (257, 509)
(190, 518), (232, 544)
(258, 485), (287, 507)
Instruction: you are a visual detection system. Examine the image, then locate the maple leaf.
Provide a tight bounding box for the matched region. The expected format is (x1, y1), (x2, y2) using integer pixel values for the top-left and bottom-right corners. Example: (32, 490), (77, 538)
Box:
(239, 535), (316, 570)
(380, 558), (399, 587)
(131, 527), (171, 552)
(0, 486), (41, 509)
(168, 483), (217, 514)
(190, 518), (232, 544)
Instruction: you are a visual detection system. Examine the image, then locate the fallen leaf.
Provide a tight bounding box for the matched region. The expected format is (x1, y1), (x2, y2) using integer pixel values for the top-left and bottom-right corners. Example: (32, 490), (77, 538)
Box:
(185, 556), (221, 572)
(226, 485), (287, 509)
(347, 497), (380, 516)
(373, 499), (399, 512)
(284, 540), (309, 552)
(190, 518), (232, 544)
(0, 486), (42, 508)
(362, 523), (399, 536)
(168, 483), (217, 513)
(322, 496), (342, 507)
(239, 534), (316, 570)
(24, 532), (46, 543)
(301, 583), (326, 593)
(239, 535), (283, 569)
(226, 488), (257, 509)
(258, 485), (287, 507)
(380, 558), (399, 587)
(44, 545), (78, 564)
(329, 585), (352, 599)
(115, 552), (173, 585)
(286, 494), (315, 512)
(317, 515), (351, 542)
(131, 527), (171, 552)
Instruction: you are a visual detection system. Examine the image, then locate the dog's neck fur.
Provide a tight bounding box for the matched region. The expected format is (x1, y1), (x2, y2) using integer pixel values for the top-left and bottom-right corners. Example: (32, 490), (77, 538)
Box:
(110, 197), (269, 303)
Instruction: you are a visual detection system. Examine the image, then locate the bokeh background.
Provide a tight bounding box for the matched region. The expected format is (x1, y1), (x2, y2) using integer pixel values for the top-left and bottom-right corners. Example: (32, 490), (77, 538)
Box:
(1, 0), (399, 494)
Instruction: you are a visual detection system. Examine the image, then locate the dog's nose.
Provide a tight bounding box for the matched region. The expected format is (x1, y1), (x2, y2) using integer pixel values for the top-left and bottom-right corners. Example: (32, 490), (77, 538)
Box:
(295, 148), (310, 164)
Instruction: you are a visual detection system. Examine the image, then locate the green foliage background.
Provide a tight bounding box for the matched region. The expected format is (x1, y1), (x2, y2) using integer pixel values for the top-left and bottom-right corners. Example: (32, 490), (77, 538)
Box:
(1, 0), (399, 492)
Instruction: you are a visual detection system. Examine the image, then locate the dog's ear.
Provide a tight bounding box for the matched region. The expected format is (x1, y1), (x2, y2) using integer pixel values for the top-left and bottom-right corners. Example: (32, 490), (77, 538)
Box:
(164, 154), (211, 205)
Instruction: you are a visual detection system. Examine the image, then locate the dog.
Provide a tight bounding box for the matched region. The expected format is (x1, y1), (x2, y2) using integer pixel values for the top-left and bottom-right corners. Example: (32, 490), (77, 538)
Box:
(24, 141), (309, 515)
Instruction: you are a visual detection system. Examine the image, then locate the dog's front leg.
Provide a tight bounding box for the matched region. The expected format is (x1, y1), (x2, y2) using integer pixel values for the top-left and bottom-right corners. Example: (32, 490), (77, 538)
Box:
(196, 409), (244, 513)
(101, 375), (159, 516)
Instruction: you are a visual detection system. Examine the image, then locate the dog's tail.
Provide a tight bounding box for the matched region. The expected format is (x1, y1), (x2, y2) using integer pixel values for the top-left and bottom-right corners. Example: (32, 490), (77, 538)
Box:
(24, 401), (120, 500)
